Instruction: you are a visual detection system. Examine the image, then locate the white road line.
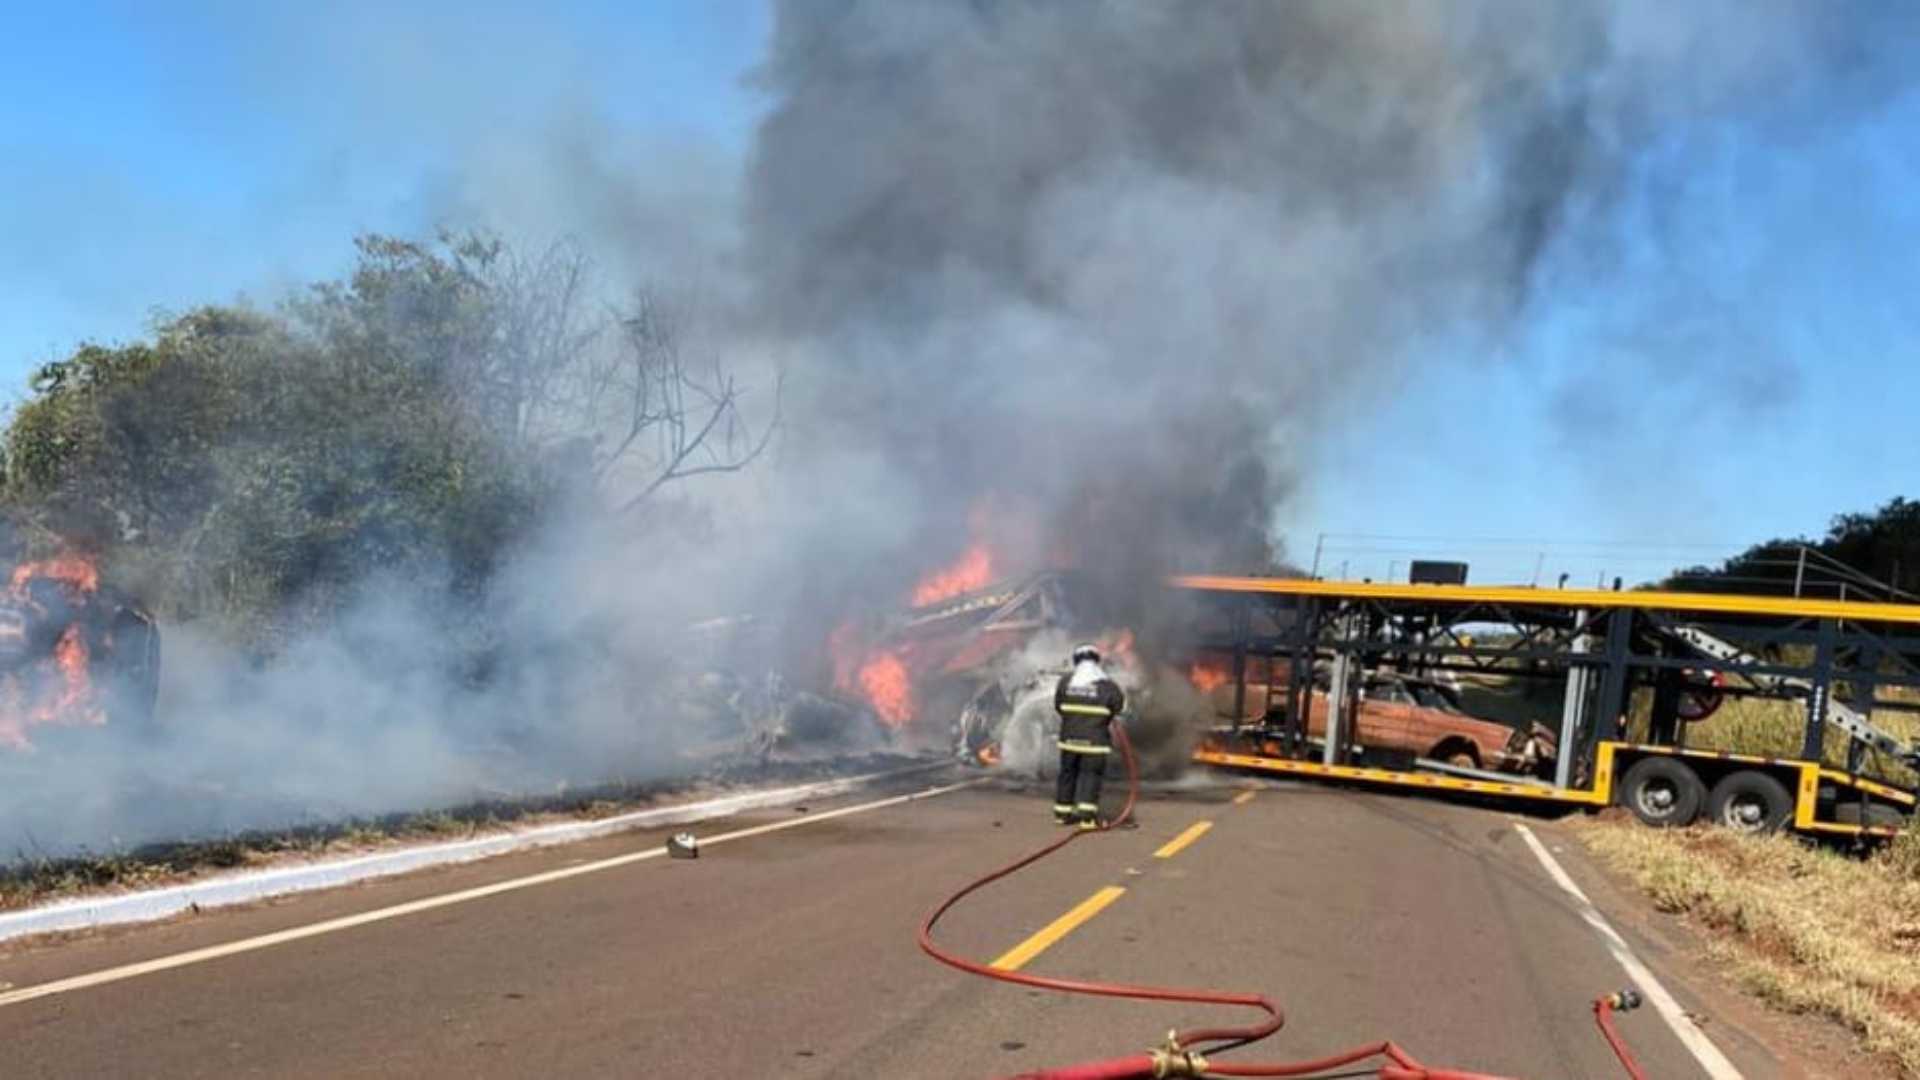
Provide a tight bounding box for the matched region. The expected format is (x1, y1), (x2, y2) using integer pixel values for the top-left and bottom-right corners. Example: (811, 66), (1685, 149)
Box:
(0, 778), (987, 1010)
(1514, 824), (1743, 1080)
(0, 762), (953, 945)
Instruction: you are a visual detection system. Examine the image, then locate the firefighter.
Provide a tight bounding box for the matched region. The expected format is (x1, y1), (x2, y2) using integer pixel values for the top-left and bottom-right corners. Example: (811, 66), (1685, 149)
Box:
(1053, 643), (1124, 827)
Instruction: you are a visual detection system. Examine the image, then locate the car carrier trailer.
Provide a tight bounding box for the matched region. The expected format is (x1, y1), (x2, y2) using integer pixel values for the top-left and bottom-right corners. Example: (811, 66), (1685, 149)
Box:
(1174, 575), (1920, 838)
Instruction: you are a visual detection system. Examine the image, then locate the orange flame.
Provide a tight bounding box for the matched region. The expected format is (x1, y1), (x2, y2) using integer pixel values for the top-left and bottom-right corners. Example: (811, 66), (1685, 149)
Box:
(0, 553), (107, 749)
(11, 555), (99, 594)
(1189, 659), (1229, 693)
(828, 620), (916, 730)
(911, 543), (995, 608)
(45, 627), (99, 723)
(858, 651), (914, 729)
(977, 742), (1001, 766)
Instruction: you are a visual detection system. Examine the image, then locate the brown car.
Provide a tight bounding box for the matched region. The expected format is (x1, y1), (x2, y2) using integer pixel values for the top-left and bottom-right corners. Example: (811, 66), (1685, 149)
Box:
(1210, 670), (1556, 776)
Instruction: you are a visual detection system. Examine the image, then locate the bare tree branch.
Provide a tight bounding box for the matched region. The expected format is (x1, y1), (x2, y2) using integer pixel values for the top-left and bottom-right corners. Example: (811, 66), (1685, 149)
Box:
(409, 233), (777, 511)
(617, 371), (783, 513)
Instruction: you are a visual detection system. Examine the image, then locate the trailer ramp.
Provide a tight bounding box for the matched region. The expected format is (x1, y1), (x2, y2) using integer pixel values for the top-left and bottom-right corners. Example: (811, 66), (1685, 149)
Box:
(1663, 623), (1920, 768)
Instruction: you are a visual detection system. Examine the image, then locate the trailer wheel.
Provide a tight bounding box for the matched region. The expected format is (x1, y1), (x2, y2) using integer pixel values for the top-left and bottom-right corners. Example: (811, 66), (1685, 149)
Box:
(1617, 757), (1705, 828)
(1835, 802), (1908, 830)
(1707, 771), (1794, 835)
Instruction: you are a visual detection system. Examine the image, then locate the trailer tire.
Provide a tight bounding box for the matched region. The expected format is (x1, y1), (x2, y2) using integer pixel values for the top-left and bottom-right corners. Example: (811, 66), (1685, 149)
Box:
(1618, 757), (1705, 828)
(1706, 770), (1794, 835)
(1835, 802), (1908, 830)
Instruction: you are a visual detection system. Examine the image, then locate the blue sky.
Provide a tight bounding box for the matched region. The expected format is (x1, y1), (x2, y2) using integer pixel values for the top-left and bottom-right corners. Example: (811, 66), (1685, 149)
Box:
(3, 3), (1916, 586)
(0, 1), (767, 366)
(1289, 81), (1920, 584)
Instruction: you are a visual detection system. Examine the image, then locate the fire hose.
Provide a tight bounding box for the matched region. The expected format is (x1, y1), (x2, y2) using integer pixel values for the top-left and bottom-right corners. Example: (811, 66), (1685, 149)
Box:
(917, 721), (1650, 1079)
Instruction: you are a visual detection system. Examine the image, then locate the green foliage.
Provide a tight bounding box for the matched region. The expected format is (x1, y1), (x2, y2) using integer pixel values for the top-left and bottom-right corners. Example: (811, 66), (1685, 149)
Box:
(0, 233), (573, 648)
(0, 228), (774, 654)
(1668, 496), (1920, 600)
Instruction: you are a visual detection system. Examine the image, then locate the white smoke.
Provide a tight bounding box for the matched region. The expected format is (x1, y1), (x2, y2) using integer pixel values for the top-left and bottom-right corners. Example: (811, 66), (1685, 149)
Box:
(7, 1), (1916, 859)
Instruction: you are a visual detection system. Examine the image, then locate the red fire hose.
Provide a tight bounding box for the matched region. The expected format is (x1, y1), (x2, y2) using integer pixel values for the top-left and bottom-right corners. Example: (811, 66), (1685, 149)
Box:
(1594, 991), (1649, 1080)
(917, 721), (1648, 1079)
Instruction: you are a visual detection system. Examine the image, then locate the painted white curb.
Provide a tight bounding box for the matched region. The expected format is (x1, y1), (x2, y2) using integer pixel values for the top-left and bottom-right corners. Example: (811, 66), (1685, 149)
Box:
(0, 760), (952, 945)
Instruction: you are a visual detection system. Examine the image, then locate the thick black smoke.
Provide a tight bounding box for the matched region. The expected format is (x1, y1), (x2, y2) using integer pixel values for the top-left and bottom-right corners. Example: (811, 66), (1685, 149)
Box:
(743, 0), (1916, 627)
(11, 2), (1916, 855)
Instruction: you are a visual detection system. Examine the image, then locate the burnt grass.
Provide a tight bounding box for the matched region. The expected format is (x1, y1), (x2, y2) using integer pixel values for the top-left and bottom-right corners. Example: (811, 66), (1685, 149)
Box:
(0, 751), (932, 911)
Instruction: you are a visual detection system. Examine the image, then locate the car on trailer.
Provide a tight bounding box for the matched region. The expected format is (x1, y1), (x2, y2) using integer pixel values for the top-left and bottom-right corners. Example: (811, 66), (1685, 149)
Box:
(1201, 666), (1558, 777)
(1175, 573), (1920, 839)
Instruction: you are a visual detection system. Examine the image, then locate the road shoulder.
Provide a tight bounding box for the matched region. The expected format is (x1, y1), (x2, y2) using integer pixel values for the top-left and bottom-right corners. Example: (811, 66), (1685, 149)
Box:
(1539, 816), (1899, 1079)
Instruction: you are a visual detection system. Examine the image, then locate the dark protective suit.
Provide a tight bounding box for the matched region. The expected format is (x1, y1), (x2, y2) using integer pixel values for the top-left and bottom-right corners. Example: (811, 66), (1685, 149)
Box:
(1053, 661), (1125, 823)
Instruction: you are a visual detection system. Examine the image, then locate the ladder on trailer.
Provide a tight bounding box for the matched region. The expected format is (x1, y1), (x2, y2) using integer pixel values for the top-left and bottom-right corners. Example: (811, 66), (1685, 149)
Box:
(1664, 624), (1920, 768)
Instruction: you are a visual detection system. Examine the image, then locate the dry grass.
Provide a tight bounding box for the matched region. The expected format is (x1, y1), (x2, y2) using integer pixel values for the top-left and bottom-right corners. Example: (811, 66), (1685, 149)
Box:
(1456, 669), (1920, 789)
(1636, 691), (1920, 790)
(1581, 818), (1920, 1074)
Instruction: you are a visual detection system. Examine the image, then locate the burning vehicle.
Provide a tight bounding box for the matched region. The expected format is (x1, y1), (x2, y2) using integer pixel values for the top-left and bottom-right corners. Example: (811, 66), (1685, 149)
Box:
(672, 613), (891, 759)
(826, 569), (1151, 773)
(0, 555), (162, 751)
(1195, 659), (1556, 777)
(674, 517), (1182, 773)
(668, 556), (1160, 772)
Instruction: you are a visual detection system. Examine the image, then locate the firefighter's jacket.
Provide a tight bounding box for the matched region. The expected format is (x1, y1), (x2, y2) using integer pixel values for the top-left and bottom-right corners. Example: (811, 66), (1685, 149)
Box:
(1053, 661), (1125, 755)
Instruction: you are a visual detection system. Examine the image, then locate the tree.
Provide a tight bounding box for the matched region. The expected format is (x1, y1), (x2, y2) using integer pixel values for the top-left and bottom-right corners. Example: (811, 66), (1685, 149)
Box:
(600, 291), (781, 513)
(1665, 496), (1920, 601)
(0, 230), (779, 649)
(290, 231), (777, 512)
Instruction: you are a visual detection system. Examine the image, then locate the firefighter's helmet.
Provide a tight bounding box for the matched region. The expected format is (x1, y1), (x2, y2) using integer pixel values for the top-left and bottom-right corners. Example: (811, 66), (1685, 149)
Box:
(1071, 643), (1101, 665)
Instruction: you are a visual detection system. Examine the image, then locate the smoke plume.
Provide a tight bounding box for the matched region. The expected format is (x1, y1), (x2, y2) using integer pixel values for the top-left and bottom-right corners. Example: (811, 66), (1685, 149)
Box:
(743, 0), (1916, 625)
(8, 2), (1917, 857)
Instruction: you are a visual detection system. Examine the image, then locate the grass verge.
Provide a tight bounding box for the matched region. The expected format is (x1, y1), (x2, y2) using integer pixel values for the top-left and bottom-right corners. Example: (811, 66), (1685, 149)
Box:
(0, 751), (927, 913)
(1580, 816), (1920, 1075)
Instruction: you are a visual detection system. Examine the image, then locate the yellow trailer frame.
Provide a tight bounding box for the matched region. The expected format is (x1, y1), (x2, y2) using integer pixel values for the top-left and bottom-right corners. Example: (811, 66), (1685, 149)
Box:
(1193, 737), (1916, 838)
(1177, 573), (1920, 838)
(1169, 575), (1920, 625)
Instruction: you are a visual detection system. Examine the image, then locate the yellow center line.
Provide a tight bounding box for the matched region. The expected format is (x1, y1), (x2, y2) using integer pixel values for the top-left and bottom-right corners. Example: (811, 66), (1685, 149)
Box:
(1232, 790), (1256, 806)
(990, 886), (1127, 972)
(1153, 820), (1213, 859)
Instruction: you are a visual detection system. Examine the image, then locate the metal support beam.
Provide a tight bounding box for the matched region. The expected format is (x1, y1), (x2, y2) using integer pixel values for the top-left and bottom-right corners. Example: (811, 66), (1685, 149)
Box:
(1325, 612), (1354, 767)
(1593, 609), (1635, 744)
(1848, 643), (1882, 774)
(1805, 618), (1836, 763)
(1649, 666), (1683, 747)
(1554, 611), (1588, 789)
(1230, 598), (1248, 734)
(1286, 598), (1317, 755)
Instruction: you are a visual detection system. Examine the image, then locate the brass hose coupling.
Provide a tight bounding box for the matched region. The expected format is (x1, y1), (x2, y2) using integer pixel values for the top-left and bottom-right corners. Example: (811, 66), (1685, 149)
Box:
(1148, 1031), (1210, 1079)
(1599, 988), (1644, 1012)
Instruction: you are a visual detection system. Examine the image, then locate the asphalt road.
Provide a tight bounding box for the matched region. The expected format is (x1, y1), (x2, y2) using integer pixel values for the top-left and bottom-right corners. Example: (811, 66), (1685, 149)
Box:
(0, 770), (1784, 1078)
